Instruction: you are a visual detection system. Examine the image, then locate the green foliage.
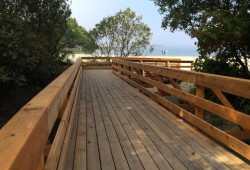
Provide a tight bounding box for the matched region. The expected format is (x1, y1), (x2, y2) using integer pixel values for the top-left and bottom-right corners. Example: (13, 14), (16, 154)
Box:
(152, 0), (250, 78)
(62, 18), (97, 54)
(211, 116), (224, 126)
(194, 56), (247, 78)
(0, 0), (71, 88)
(90, 8), (153, 57)
(191, 61), (250, 114)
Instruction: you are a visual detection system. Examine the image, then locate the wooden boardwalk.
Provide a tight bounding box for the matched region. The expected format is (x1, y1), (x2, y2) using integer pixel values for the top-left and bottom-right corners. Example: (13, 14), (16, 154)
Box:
(66, 69), (250, 170)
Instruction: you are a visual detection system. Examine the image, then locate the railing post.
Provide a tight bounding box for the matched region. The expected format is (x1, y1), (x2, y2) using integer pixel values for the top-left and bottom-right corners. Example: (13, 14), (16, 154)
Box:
(121, 64), (124, 75)
(195, 85), (205, 119)
(165, 61), (170, 68)
(177, 62), (181, 69)
(128, 66), (132, 79)
(191, 61), (194, 71)
(157, 75), (169, 96)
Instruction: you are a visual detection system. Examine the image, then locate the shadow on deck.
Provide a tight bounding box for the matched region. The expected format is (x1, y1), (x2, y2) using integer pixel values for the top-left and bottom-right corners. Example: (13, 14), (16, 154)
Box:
(66, 70), (250, 170)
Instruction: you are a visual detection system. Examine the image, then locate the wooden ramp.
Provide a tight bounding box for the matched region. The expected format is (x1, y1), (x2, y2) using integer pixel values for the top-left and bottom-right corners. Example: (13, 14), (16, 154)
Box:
(66, 69), (250, 170)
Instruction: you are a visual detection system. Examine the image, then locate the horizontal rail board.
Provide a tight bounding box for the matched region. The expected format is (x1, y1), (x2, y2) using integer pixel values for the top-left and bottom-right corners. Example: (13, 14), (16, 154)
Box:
(82, 62), (111, 65)
(82, 66), (112, 69)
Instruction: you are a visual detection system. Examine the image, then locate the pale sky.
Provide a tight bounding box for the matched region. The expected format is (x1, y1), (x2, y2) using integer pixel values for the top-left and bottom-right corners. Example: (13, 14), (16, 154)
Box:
(70, 0), (197, 49)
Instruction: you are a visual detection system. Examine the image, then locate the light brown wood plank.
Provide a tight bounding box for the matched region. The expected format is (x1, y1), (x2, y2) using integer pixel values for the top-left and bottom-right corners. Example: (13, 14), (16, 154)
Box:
(88, 71), (116, 170)
(65, 109), (78, 170)
(74, 103), (87, 170)
(74, 72), (87, 170)
(85, 71), (101, 170)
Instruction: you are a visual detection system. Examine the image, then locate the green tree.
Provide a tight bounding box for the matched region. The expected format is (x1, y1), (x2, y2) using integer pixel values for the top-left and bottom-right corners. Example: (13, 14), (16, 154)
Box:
(152, 0), (250, 78)
(64, 18), (87, 48)
(90, 8), (153, 57)
(0, 0), (71, 87)
(62, 18), (97, 54)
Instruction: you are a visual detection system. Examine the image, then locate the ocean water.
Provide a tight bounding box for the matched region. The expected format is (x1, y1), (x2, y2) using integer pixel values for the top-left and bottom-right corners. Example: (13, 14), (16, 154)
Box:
(143, 45), (199, 57)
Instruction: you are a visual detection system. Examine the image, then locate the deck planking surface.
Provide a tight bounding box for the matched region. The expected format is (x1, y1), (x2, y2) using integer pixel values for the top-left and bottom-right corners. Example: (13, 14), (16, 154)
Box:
(66, 69), (250, 170)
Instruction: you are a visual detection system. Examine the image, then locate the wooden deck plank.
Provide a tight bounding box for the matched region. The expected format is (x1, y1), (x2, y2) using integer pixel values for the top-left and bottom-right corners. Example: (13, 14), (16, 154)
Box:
(74, 72), (87, 170)
(85, 71), (101, 170)
(90, 70), (132, 169)
(74, 101), (87, 170)
(88, 71), (116, 170)
(67, 69), (250, 170)
(65, 98), (79, 170)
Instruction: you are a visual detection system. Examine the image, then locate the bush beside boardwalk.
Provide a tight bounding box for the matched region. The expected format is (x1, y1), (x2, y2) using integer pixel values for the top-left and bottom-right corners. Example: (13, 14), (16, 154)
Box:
(0, 62), (71, 128)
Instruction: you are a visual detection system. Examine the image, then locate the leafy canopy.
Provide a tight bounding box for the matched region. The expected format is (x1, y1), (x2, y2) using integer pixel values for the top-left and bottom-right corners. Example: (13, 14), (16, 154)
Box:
(90, 8), (153, 57)
(0, 0), (71, 87)
(62, 18), (97, 54)
(152, 0), (250, 78)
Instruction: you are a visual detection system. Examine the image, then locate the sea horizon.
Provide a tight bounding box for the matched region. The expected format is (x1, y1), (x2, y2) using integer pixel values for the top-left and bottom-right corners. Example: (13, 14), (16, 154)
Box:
(144, 45), (199, 57)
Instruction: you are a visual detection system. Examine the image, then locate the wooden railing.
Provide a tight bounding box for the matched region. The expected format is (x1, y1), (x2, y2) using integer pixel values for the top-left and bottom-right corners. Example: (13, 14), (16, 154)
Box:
(0, 60), (82, 170)
(81, 56), (194, 70)
(124, 58), (194, 70)
(82, 57), (112, 69)
(112, 59), (250, 160)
